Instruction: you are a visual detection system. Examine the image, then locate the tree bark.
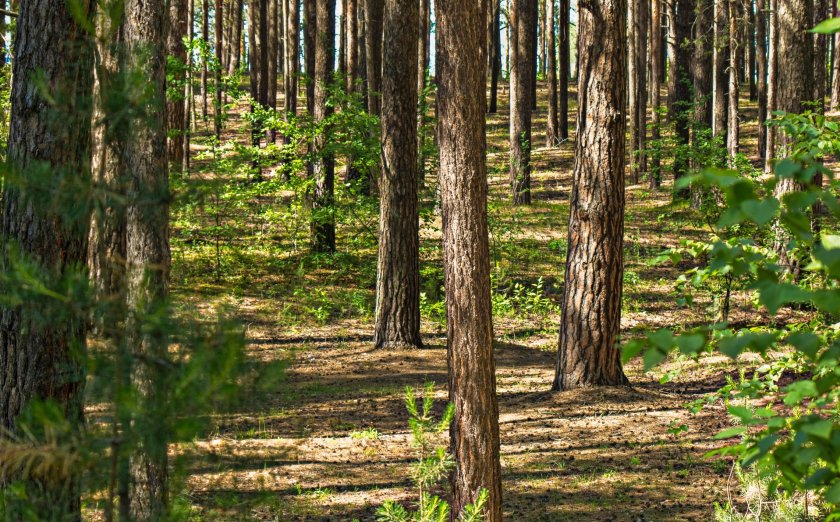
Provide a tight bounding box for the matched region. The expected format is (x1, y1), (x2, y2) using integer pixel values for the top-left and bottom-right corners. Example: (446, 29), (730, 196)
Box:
(727, 0), (740, 159)
(0, 2), (94, 517)
(832, 0), (840, 110)
(488, 0), (502, 113)
(122, 0), (171, 518)
(374, 0), (421, 350)
(671, 0), (693, 186)
(764, 0), (777, 173)
(559, 0), (570, 140)
(637, 0), (648, 175)
(311, 0), (336, 252)
(546, 0), (558, 146)
(365, 0), (384, 116)
(756, 0), (767, 159)
(230, 0), (243, 75)
(284, 0), (300, 136)
(651, 0), (662, 188)
(267, 0), (279, 142)
(629, 0), (639, 180)
(814, 0), (828, 110)
(713, 0), (728, 137)
(553, 0), (629, 390)
(250, 0), (269, 148)
(747, 0), (757, 100)
(772, 0), (813, 274)
(436, 0), (503, 516)
(694, 0), (714, 131)
(214, 0), (224, 139)
(167, 0), (189, 169)
(510, 0), (535, 204)
(202, 0), (209, 121)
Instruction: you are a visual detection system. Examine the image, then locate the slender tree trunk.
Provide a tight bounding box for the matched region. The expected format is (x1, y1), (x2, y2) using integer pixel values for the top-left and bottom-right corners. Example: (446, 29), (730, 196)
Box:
(772, 0), (813, 275)
(202, 0), (209, 121)
(538, 0), (546, 77)
(185, 0), (194, 173)
(214, 0), (224, 139)
(553, 0), (629, 390)
(284, 0), (300, 144)
(416, 0), (431, 181)
(0, 2), (94, 517)
(629, 0), (640, 181)
(713, 0), (728, 137)
(365, 0), (384, 116)
(559, 0), (569, 140)
(671, 0), (693, 186)
(436, 0), (503, 516)
(727, 0), (740, 160)
(250, 0), (269, 149)
(747, 0), (757, 100)
(347, 0), (360, 91)
(814, 0), (828, 110)
(764, 0), (776, 173)
(123, 0), (170, 518)
(831, 1), (840, 109)
(267, 0), (278, 142)
(167, 0), (189, 169)
(637, 0), (648, 174)
(756, 0), (767, 159)
(546, 0), (558, 145)
(510, 0), (534, 204)
(651, 0), (662, 188)
(311, 0), (336, 252)
(374, 0), (421, 350)
(530, 0), (538, 110)
(694, 0), (714, 131)
(488, 0), (502, 113)
(231, 0), (243, 74)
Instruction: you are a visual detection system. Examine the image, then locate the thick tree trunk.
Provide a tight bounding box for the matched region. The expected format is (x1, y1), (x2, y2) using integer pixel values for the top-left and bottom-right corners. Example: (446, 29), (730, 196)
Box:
(436, 0), (503, 516)
(374, 0), (421, 350)
(773, 0), (813, 274)
(546, 0), (558, 146)
(713, 0), (728, 137)
(347, 0), (360, 91)
(510, 0), (534, 204)
(230, 0), (243, 75)
(123, 0), (171, 518)
(559, 0), (570, 140)
(0, 2), (94, 517)
(365, 0), (384, 116)
(553, 0), (629, 390)
(167, 0), (188, 169)
(311, 0), (336, 252)
(651, 0), (662, 188)
(727, 0), (740, 159)
(756, 0), (767, 159)
(250, 0), (269, 148)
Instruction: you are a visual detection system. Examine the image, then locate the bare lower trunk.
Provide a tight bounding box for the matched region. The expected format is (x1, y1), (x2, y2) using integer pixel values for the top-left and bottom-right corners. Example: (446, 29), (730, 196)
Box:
(510, 0), (534, 204)
(650, 0), (662, 188)
(553, 0), (629, 391)
(365, 0), (383, 116)
(756, 0), (767, 159)
(311, 0), (336, 253)
(436, 0), (503, 515)
(764, 0), (777, 173)
(374, 0), (421, 350)
(727, 0), (740, 160)
(713, 0), (728, 137)
(167, 0), (188, 169)
(559, 0), (570, 139)
(546, 0), (558, 145)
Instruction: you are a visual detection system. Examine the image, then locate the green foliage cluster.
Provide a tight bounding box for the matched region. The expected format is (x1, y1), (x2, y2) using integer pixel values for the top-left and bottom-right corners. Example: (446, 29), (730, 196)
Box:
(625, 111), (840, 516)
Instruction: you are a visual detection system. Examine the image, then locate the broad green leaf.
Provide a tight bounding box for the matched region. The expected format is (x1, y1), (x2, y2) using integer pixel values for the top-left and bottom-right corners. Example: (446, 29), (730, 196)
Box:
(811, 17), (840, 34)
(741, 198), (780, 226)
(676, 333), (705, 355)
(802, 419), (833, 440)
(714, 426), (747, 439)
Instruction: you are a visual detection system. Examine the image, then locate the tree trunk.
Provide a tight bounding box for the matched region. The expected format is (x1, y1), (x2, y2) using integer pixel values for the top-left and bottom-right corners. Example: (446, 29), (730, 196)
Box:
(553, 0), (629, 390)
(546, 0), (558, 145)
(814, 0), (828, 110)
(202, 0), (209, 121)
(538, 0), (546, 77)
(510, 0), (535, 204)
(694, 0), (714, 131)
(629, 0), (640, 181)
(651, 0), (662, 188)
(374, 0), (421, 350)
(284, 0), (300, 137)
(764, 0), (777, 173)
(637, 0), (648, 175)
(311, 0), (336, 252)
(267, 0), (278, 142)
(756, 0), (767, 159)
(671, 0), (693, 185)
(488, 0), (502, 113)
(727, 0), (740, 159)
(530, 0), (538, 110)
(773, 0), (813, 274)
(832, 0), (840, 110)
(559, 0), (570, 140)
(167, 0), (188, 169)
(123, 0), (171, 518)
(230, 0), (243, 75)
(436, 0), (503, 516)
(214, 0), (224, 139)
(0, 2), (94, 517)
(365, 0), (384, 116)
(250, 0), (269, 149)
(416, 0), (431, 181)
(713, 0), (728, 137)
(747, 0), (757, 100)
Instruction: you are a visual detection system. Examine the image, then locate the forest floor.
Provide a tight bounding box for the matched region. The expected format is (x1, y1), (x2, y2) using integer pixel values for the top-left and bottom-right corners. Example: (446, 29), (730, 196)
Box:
(163, 83), (806, 521)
